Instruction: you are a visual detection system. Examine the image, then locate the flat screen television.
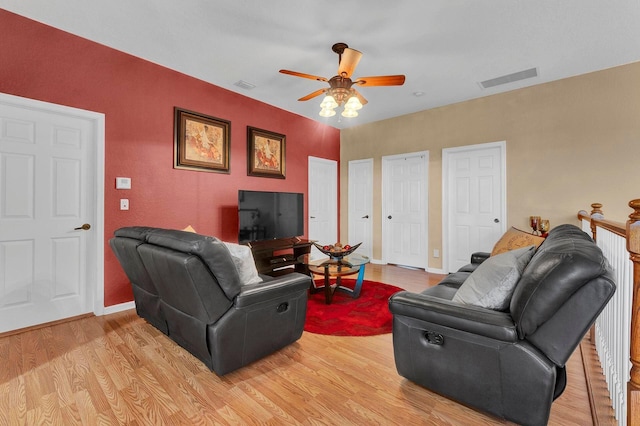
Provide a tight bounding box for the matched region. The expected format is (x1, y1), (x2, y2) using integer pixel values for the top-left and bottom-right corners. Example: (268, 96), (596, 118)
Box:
(238, 190), (304, 243)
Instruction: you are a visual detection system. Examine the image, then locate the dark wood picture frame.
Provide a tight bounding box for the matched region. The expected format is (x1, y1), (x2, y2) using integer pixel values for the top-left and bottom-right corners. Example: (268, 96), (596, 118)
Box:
(174, 107), (230, 173)
(247, 126), (286, 179)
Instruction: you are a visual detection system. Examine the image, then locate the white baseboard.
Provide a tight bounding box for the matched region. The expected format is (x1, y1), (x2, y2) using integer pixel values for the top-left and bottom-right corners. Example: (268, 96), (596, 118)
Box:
(369, 258), (446, 275)
(102, 301), (135, 316)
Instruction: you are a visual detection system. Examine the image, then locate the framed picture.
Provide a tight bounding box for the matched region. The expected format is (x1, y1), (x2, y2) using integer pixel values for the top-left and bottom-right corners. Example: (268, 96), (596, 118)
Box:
(247, 126), (286, 179)
(174, 108), (230, 173)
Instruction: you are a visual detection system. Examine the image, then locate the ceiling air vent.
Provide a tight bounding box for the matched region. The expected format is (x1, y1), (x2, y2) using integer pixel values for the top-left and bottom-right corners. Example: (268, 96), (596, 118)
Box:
(234, 80), (256, 90)
(479, 68), (538, 89)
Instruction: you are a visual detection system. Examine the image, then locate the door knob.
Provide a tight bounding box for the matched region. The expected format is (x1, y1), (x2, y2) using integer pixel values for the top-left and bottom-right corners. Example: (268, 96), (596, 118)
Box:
(310, 216), (316, 219)
(387, 215), (392, 219)
(74, 223), (91, 231)
(494, 218), (500, 223)
(362, 215), (369, 219)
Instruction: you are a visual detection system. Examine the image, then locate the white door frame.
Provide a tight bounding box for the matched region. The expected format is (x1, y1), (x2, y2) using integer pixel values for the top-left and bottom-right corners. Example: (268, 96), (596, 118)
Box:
(0, 92), (105, 317)
(442, 140), (506, 272)
(381, 151), (429, 269)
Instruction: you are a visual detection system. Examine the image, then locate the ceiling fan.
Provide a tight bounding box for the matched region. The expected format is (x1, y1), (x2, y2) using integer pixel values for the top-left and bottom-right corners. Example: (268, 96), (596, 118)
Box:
(279, 42), (406, 117)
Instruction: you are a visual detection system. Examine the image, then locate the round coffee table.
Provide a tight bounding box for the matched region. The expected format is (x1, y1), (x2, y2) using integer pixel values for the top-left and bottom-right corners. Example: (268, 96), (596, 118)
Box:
(297, 253), (370, 304)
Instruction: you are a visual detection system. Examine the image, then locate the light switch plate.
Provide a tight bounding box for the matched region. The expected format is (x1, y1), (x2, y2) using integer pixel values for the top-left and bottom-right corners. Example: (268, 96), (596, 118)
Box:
(120, 199), (129, 210)
(116, 177), (131, 189)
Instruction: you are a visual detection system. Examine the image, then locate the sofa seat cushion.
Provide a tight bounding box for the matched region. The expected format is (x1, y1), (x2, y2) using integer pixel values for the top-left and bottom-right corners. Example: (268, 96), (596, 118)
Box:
(491, 227), (545, 256)
(457, 263), (478, 273)
(420, 284), (459, 300)
(437, 271), (471, 289)
(453, 245), (536, 311)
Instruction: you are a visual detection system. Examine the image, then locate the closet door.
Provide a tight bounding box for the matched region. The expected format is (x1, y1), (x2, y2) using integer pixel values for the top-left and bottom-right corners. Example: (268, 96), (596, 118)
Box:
(382, 151), (428, 269)
(443, 141), (506, 272)
(348, 158), (373, 258)
(308, 156), (337, 258)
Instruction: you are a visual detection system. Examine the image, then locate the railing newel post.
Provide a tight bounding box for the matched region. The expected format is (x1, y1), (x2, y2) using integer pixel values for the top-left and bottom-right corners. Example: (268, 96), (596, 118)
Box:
(627, 199), (640, 425)
(591, 203), (604, 241)
(591, 203), (604, 217)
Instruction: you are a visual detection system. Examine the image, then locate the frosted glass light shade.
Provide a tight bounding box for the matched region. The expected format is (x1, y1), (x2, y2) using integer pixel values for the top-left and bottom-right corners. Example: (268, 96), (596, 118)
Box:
(341, 108), (358, 118)
(320, 95), (338, 109)
(319, 108), (336, 117)
(345, 95), (362, 110)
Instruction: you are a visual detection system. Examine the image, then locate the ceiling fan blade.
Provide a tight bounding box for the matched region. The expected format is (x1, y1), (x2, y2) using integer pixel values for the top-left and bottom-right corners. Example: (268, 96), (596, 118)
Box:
(337, 48), (362, 78)
(352, 89), (368, 106)
(279, 69), (328, 82)
(298, 88), (327, 101)
(354, 75), (406, 87)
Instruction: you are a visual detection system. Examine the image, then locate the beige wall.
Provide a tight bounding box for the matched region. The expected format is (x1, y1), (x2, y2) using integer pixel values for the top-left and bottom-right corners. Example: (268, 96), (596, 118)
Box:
(340, 62), (640, 271)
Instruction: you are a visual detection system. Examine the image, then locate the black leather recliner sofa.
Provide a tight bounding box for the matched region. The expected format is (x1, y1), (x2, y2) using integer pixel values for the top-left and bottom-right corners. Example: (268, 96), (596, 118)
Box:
(389, 224), (616, 425)
(110, 226), (310, 375)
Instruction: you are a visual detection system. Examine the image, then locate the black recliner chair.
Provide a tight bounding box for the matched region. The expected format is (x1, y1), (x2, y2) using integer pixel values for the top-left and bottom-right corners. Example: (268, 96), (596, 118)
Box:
(389, 224), (616, 425)
(110, 226), (168, 334)
(110, 227), (310, 375)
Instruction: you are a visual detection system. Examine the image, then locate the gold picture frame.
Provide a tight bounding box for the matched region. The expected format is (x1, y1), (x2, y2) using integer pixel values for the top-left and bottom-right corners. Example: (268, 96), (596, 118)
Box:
(247, 126), (286, 179)
(174, 108), (230, 173)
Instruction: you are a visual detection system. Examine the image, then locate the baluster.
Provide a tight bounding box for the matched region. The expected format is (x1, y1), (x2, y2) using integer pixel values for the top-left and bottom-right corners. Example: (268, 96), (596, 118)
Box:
(627, 199), (640, 425)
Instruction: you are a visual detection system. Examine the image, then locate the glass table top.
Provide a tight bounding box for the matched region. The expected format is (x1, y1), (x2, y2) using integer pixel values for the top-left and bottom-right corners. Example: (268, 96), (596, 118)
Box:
(297, 253), (370, 268)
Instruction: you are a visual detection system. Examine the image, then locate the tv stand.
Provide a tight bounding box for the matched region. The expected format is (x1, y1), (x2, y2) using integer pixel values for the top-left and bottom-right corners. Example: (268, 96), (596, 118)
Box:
(248, 237), (312, 276)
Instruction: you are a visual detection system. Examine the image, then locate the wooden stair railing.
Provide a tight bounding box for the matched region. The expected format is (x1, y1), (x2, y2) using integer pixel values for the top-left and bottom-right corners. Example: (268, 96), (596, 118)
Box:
(578, 200), (640, 425)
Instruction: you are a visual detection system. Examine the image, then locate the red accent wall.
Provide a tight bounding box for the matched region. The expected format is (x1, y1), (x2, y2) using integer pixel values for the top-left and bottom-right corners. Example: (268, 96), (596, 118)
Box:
(0, 10), (340, 306)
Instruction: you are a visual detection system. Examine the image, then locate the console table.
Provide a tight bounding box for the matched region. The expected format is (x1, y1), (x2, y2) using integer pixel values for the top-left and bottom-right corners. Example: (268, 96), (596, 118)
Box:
(247, 237), (312, 276)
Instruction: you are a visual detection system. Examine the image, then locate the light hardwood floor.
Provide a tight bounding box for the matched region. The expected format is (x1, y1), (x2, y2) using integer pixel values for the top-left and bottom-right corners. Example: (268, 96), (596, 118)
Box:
(0, 264), (615, 425)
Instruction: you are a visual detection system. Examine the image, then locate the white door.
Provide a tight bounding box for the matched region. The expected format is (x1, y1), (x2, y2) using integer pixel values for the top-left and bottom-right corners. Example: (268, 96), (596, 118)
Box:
(0, 93), (104, 333)
(443, 141), (506, 272)
(382, 151), (428, 269)
(308, 157), (337, 258)
(348, 159), (373, 258)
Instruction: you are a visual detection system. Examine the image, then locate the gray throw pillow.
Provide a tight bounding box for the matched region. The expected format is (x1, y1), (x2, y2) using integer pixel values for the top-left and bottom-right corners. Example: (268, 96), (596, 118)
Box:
(452, 245), (536, 311)
(223, 242), (263, 285)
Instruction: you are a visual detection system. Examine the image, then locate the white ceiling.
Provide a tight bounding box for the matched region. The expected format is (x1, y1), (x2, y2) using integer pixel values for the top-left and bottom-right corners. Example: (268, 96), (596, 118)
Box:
(3, 1), (640, 129)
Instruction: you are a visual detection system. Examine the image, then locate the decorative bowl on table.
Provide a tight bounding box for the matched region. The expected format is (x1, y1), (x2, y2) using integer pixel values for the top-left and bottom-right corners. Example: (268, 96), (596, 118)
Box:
(313, 242), (362, 260)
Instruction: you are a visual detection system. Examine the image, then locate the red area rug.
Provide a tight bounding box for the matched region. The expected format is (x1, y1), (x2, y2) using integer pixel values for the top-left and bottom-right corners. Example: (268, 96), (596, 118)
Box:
(304, 279), (404, 336)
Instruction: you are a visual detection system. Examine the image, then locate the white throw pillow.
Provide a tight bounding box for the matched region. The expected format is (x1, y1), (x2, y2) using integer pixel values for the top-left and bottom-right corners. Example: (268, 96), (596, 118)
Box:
(223, 242), (263, 285)
(452, 245), (536, 311)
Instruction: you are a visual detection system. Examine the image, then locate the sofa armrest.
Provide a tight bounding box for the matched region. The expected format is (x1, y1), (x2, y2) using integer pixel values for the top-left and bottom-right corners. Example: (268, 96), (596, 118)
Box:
(471, 251), (491, 264)
(389, 291), (518, 342)
(457, 252), (492, 273)
(235, 272), (311, 308)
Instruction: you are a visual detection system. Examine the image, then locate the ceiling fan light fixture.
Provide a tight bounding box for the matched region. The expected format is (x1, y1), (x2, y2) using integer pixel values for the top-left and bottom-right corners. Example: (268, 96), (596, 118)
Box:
(319, 108), (336, 117)
(320, 95), (338, 109)
(341, 108), (358, 118)
(281, 43), (404, 120)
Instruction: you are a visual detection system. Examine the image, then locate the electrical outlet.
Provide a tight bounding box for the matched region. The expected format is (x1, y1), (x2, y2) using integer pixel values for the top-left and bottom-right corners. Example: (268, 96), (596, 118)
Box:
(433, 249), (440, 258)
(120, 199), (129, 210)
